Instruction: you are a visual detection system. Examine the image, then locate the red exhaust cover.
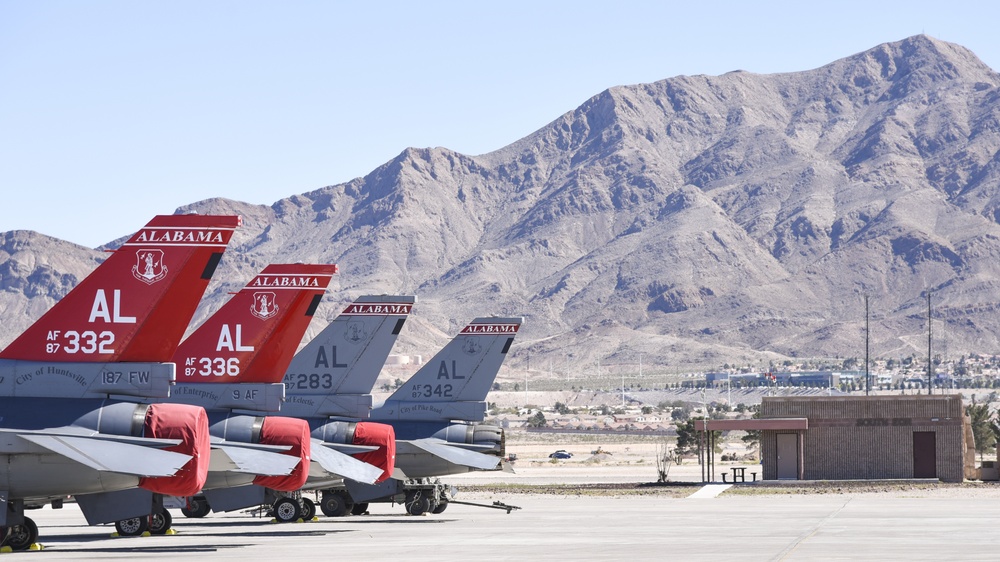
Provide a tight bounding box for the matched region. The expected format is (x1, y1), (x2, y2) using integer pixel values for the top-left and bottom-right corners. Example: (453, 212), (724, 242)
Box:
(252, 416), (311, 491)
(352, 422), (395, 483)
(139, 403), (210, 496)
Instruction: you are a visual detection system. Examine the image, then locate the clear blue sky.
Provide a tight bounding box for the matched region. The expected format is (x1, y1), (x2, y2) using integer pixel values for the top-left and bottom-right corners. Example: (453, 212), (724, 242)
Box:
(2, 1), (998, 247)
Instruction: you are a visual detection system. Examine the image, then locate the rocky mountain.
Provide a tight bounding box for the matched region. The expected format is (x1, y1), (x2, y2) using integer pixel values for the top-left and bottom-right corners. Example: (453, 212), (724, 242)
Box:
(5, 35), (1000, 372)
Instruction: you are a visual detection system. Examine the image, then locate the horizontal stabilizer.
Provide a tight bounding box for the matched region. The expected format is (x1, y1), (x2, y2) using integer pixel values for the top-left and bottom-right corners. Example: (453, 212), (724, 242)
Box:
(320, 442), (380, 455)
(208, 436), (292, 453)
(19, 433), (190, 477)
(446, 442), (502, 452)
(309, 438), (383, 484)
(0, 427), (183, 449)
(402, 438), (501, 470)
(211, 444), (299, 476)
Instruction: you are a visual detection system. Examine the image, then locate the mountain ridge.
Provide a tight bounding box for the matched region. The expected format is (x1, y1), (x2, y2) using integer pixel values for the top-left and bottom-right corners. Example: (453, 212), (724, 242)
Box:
(4, 35), (1000, 371)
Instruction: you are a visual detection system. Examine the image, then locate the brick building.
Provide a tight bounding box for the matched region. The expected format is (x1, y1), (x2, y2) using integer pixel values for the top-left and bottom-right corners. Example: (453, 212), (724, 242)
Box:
(759, 395), (973, 483)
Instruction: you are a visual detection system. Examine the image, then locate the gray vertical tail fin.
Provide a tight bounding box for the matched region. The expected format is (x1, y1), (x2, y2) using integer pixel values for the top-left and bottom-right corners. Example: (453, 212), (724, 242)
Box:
(281, 296), (415, 418)
(374, 316), (522, 422)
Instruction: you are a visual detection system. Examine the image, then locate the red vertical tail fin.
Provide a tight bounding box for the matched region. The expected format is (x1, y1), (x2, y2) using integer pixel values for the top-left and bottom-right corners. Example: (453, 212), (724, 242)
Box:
(173, 264), (337, 384)
(0, 215), (241, 362)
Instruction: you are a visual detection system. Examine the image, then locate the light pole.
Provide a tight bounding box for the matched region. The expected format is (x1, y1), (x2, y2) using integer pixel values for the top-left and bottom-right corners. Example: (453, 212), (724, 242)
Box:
(865, 295), (870, 396)
(927, 292), (932, 395)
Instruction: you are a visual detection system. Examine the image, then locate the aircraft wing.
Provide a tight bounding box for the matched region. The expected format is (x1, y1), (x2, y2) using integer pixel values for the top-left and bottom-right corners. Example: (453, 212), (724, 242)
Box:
(401, 438), (501, 470)
(309, 439), (383, 484)
(17, 433), (191, 477)
(210, 443), (300, 476)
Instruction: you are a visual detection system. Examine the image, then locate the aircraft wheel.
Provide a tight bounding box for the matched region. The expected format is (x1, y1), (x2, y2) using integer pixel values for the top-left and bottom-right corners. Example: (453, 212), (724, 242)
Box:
(115, 516), (149, 537)
(272, 498), (301, 523)
(4, 518), (38, 551)
(181, 496), (210, 518)
(350, 502), (369, 516)
(320, 492), (352, 517)
(149, 510), (172, 535)
(405, 491), (431, 516)
(299, 497), (316, 520)
(431, 499), (449, 514)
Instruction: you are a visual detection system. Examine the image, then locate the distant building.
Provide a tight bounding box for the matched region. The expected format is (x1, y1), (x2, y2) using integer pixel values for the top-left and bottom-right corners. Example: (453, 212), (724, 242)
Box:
(705, 371), (865, 387)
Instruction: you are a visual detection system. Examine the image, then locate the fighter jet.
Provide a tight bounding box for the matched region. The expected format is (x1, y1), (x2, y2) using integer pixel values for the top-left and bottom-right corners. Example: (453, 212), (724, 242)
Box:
(82, 263), (342, 534)
(180, 295), (415, 521)
(0, 214), (240, 550)
(289, 315), (522, 516)
(149, 279), (393, 525)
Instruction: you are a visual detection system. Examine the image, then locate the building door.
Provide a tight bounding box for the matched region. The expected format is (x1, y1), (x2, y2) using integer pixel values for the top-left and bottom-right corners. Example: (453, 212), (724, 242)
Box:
(913, 431), (937, 479)
(776, 433), (798, 479)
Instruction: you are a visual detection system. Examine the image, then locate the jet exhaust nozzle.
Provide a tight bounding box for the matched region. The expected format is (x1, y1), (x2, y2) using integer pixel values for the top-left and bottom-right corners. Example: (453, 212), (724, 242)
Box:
(138, 403), (211, 496)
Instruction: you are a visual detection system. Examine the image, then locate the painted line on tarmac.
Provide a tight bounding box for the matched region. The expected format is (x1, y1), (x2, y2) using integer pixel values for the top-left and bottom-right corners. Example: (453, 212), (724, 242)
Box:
(687, 484), (732, 498)
(772, 498), (851, 560)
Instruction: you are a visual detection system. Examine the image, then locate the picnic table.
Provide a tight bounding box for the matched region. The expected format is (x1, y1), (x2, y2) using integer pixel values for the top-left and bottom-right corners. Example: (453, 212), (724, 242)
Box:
(721, 466), (757, 483)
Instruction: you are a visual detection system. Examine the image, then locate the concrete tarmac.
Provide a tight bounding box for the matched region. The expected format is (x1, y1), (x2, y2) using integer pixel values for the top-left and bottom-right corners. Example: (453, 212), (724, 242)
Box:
(12, 491), (1000, 561)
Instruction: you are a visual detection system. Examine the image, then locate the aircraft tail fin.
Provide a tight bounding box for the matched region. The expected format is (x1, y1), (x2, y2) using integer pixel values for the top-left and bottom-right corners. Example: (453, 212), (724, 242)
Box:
(374, 317), (522, 422)
(0, 214), (241, 362)
(283, 295), (415, 404)
(173, 264), (337, 384)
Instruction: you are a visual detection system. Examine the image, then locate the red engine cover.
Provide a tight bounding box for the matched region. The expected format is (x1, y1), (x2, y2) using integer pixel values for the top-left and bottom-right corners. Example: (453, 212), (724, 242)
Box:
(352, 422), (395, 483)
(252, 416), (311, 491)
(139, 403), (211, 496)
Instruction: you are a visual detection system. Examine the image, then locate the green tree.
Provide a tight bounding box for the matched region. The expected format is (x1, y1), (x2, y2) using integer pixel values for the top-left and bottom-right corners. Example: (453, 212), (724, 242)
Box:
(741, 408), (761, 452)
(675, 418), (721, 455)
(675, 419), (699, 454)
(966, 402), (996, 462)
(527, 411), (547, 428)
(554, 401), (572, 415)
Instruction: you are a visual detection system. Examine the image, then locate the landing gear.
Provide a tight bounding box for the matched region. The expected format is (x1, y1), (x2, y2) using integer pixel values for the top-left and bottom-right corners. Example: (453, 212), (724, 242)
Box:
(320, 491), (353, 517)
(1, 517), (38, 551)
(181, 496), (211, 518)
(298, 497), (316, 520)
(405, 491), (432, 516)
(114, 516), (148, 537)
(149, 510), (172, 535)
(350, 502), (369, 516)
(431, 499), (449, 514)
(272, 497), (301, 523)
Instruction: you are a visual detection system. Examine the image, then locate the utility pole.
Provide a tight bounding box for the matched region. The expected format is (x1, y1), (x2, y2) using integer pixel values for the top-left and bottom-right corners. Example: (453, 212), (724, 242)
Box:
(621, 369), (625, 409)
(927, 292), (933, 395)
(865, 295), (870, 396)
(524, 354), (528, 404)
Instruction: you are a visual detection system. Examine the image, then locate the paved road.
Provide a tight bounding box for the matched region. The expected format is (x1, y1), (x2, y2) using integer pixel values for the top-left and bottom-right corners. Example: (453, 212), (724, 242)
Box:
(13, 491), (999, 560)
